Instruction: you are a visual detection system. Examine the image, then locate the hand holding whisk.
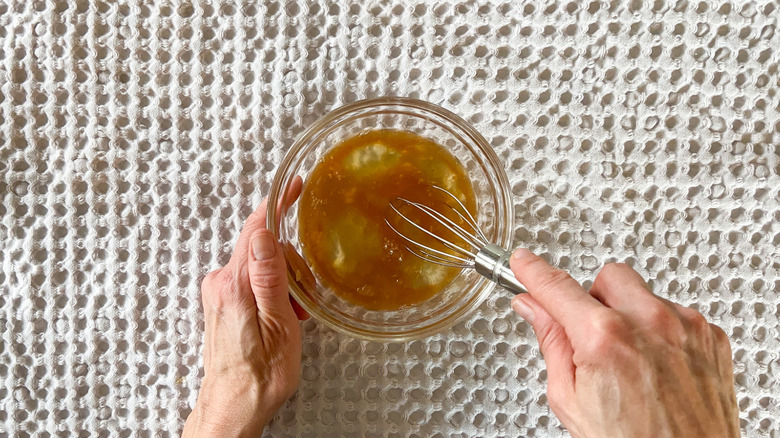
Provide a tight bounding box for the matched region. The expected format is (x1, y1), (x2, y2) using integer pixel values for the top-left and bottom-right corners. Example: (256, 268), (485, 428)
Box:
(385, 186), (527, 295)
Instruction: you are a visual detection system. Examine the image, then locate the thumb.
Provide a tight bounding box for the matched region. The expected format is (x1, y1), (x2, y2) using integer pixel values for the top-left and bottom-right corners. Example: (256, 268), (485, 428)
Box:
(512, 294), (576, 402)
(248, 230), (294, 317)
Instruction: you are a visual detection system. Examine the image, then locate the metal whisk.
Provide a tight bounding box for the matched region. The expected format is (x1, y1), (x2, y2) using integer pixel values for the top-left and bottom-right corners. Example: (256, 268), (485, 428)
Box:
(385, 186), (527, 295)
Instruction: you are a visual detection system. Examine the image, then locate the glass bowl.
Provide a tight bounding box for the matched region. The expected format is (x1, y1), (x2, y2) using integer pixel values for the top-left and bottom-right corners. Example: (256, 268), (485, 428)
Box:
(267, 97), (512, 341)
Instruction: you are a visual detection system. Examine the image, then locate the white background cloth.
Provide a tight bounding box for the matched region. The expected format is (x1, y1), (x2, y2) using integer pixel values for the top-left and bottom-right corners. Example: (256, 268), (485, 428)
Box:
(1, 0), (778, 436)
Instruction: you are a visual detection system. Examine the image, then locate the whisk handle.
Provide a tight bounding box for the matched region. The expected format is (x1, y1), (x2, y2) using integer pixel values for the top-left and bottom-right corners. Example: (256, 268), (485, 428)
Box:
(474, 244), (528, 295)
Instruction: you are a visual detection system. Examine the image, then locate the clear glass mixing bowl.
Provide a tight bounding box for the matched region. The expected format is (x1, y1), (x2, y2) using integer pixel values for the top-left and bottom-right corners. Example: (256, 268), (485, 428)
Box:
(267, 97), (512, 341)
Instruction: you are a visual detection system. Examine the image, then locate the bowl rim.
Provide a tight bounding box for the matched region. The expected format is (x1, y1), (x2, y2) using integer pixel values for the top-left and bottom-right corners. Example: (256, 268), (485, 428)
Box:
(267, 96), (513, 341)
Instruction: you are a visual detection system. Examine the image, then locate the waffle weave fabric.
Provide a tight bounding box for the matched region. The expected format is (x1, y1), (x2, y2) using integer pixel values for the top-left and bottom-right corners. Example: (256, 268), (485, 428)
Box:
(1, 0), (779, 436)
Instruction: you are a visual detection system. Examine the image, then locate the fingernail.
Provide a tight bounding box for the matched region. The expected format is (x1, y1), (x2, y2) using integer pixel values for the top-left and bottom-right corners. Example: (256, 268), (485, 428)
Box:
(512, 248), (533, 260)
(512, 297), (535, 323)
(252, 232), (277, 260)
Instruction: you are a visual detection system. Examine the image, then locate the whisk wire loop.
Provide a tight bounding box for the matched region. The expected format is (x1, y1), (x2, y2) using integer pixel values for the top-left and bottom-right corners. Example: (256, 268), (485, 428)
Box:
(385, 185), (527, 295)
(395, 197), (484, 250)
(384, 216), (474, 264)
(405, 245), (474, 268)
(429, 185), (490, 244)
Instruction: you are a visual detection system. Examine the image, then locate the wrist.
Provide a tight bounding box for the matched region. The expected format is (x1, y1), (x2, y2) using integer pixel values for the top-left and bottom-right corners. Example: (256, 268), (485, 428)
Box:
(184, 407), (270, 438)
(184, 376), (279, 438)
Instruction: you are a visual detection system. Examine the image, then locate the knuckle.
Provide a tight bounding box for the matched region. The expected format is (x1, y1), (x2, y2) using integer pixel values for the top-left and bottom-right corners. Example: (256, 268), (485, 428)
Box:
(683, 308), (710, 333)
(710, 324), (734, 363)
(201, 268), (223, 291)
(247, 210), (265, 226)
(592, 309), (629, 336)
(586, 310), (630, 354)
(536, 324), (566, 357)
(643, 302), (690, 344)
(644, 301), (677, 327)
(250, 267), (286, 290)
(535, 267), (576, 293)
(600, 262), (629, 277)
(594, 263), (631, 285)
(201, 268), (239, 304)
(592, 263), (628, 292)
(710, 323), (729, 345)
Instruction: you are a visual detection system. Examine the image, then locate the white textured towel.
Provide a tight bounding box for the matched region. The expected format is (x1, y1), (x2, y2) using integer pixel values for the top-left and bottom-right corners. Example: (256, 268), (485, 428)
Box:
(1, 0), (778, 436)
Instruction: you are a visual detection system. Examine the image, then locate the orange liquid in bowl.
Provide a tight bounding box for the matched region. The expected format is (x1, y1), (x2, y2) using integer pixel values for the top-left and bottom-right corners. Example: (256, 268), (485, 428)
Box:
(298, 129), (477, 311)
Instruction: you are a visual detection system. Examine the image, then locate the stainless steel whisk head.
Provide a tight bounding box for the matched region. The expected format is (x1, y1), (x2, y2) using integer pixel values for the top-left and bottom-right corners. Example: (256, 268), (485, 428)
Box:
(385, 186), (526, 295)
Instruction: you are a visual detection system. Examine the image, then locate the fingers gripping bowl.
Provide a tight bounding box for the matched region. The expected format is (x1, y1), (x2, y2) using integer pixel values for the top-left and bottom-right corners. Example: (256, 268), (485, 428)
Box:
(267, 98), (513, 341)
